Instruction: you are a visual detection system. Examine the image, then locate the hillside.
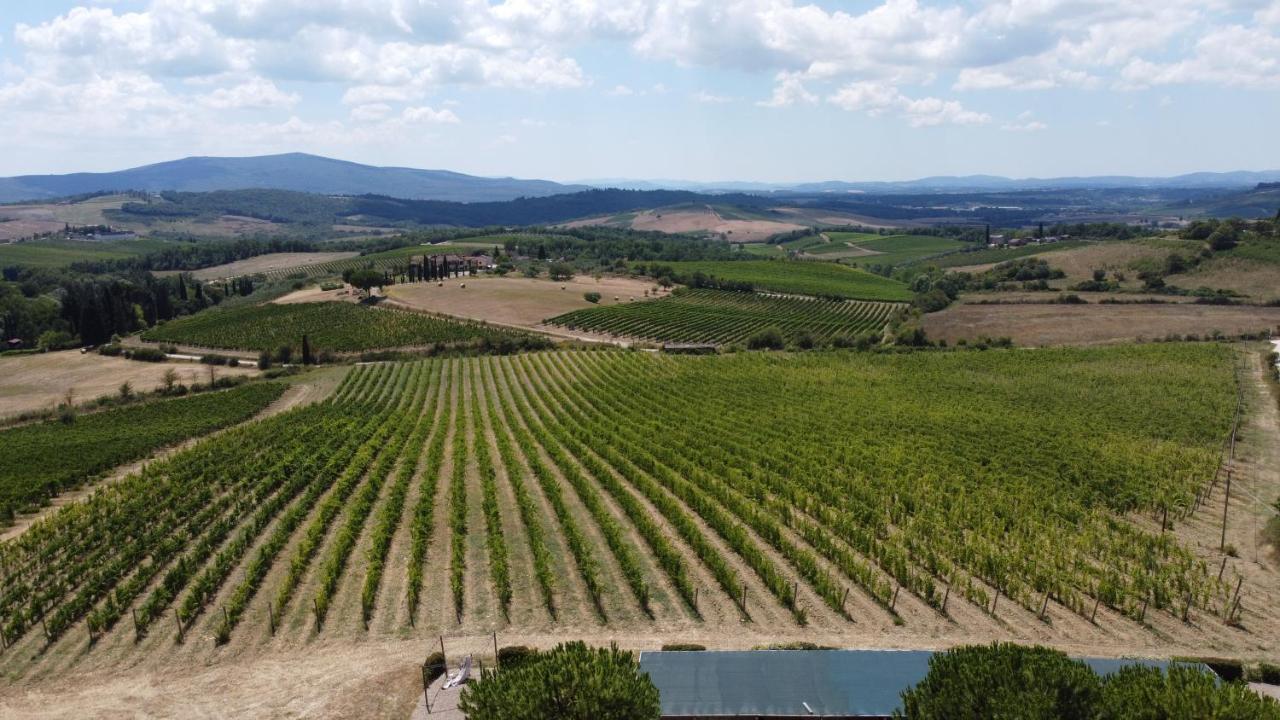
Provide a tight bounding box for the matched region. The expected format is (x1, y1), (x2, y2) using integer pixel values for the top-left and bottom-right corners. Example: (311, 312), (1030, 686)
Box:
(0, 153), (586, 203)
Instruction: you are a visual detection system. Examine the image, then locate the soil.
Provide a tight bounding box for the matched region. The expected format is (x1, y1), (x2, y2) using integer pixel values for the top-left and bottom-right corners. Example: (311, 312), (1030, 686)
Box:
(0, 350), (257, 419)
(384, 275), (666, 329)
(922, 303), (1280, 346)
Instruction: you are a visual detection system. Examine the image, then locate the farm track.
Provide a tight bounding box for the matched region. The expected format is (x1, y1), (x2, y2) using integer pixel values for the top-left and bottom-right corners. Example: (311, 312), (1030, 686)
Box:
(4, 345), (1280, 717)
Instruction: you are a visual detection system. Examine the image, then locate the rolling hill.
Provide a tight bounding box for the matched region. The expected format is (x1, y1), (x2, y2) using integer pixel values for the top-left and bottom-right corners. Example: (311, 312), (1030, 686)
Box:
(0, 153), (587, 204)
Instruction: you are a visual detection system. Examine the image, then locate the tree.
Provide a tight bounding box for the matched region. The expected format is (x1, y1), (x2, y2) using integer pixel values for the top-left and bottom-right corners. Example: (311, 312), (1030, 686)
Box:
(275, 344), (293, 364)
(257, 351), (272, 370)
(347, 268), (384, 296)
(162, 368), (179, 393)
(583, 292), (602, 304)
(548, 262), (575, 281)
(1098, 664), (1280, 719)
(896, 643), (1100, 720)
(301, 334), (314, 365)
(118, 381), (133, 400)
(458, 642), (659, 720)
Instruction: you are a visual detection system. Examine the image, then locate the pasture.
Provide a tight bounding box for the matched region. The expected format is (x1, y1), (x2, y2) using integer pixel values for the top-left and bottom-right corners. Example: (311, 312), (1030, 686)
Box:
(0, 237), (172, 269)
(0, 350), (257, 419)
(922, 302), (1280, 346)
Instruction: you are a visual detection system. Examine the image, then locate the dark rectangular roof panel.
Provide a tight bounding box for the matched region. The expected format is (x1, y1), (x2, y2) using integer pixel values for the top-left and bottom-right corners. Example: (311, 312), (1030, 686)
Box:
(638, 649), (1175, 718)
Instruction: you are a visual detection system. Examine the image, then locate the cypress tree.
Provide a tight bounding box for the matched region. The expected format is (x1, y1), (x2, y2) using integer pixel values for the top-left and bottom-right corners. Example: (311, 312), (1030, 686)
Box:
(301, 334), (313, 365)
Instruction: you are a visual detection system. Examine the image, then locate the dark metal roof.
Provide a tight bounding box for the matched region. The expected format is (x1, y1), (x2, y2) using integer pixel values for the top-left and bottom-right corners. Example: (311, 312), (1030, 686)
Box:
(638, 649), (1175, 718)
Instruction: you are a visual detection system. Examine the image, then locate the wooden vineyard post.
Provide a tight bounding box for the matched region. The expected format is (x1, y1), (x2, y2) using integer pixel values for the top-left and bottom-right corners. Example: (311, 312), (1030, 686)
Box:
(1182, 592), (1191, 623)
(492, 631), (498, 668)
(131, 608), (141, 642)
(1218, 557), (1228, 583)
(1221, 470), (1232, 551)
(41, 617), (50, 643)
(693, 587), (699, 614)
(1229, 576), (1243, 620)
(990, 587), (999, 615)
(1091, 595), (1101, 624)
(741, 583), (748, 614)
(791, 581), (799, 608)
(439, 634), (446, 664)
(1139, 594), (1149, 623)
(1038, 590), (1050, 621)
(1161, 505), (1168, 534)
(941, 585), (950, 616)
(175, 609), (185, 645)
(891, 585), (900, 612)
(313, 599), (321, 633)
(842, 587), (851, 615)
(268, 604), (276, 636)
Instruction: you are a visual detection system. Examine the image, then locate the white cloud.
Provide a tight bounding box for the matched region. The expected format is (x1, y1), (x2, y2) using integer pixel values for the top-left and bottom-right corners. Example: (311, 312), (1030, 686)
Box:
(350, 103), (392, 122)
(1002, 111), (1047, 132)
(401, 105), (460, 124)
(607, 84), (635, 96)
(757, 72), (817, 107)
(828, 82), (989, 127)
(198, 77), (298, 109)
(1119, 25), (1280, 89)
(691, 90), (733, 103)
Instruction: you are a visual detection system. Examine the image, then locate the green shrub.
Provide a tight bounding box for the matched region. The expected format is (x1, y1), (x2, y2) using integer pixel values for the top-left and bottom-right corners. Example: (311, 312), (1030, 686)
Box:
(423, 651), (446, 685)
(584, 291), (602, 304)
(660, 643), (705, 651)
(497, 645), (540, 670)
(1099, 664), (1280, 719)
(126, 347), (167, 362)
(896, 643), (1101, 719)
(458, 642), (658, 720)
(746, 326), (785, 350)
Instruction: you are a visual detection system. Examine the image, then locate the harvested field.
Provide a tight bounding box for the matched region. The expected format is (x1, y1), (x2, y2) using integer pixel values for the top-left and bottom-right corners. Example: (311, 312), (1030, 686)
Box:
(1167, 257), (1280, 302)
(0, 196), (127, 241)
(0, 350), (257, 419)
(1, 346), (1278, 719)
(386, 275), (664, 329)
(568, 205), (805, 242)
(922, 303), (1280, 346)
(1043, 239), (1200, 287)
(180, 252), (359, 281)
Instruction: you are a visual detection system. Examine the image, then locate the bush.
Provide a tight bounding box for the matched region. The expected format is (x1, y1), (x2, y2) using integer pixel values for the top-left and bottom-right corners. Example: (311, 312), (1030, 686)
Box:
(200, 354), (232, 366)
(1099, 664), (1280, 719)
(97, 343), (123, 356)
(497, 645), (540, 670)
(896, 643), (1100, 720)
(458, 642), (659, 720)
(423, 651), (446, 685)
(584, 291), (602, 304)
(660, 643), (706, 651)
(37, 330), (78, 352)
(746, 326), (785, 350)
(257, 351), (272, 370)
(126, 347), (167, 363)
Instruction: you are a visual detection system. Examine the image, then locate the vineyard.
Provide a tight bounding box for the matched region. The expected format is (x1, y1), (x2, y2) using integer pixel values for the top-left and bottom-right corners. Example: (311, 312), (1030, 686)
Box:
(0, 382), (284, 522)
(659, 261), (912, 301)
(549, 288), (905, 345)
(0, 345), (1247, 662)
(141, 301), (536, 353)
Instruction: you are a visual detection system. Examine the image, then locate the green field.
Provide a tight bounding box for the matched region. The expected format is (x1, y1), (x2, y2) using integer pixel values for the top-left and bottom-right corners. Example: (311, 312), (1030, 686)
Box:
(933, 240), (1087, 268)
(0, 344), (1239, 651)
(826, 233), (968, 265)
(550, 288), (904, 345)
(142, 301), (533, 353)
(0, 237), (173, 269)
(663, 260), (912, 301)
(0, 382), (284, 519)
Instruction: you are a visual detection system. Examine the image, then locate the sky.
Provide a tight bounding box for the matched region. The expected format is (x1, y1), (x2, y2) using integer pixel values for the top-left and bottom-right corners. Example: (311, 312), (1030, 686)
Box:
(0, 0), (1278, 183)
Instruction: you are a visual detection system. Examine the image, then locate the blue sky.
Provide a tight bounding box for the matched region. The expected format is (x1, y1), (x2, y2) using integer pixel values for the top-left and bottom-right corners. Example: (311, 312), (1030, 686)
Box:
(1, 1), (1278, 182)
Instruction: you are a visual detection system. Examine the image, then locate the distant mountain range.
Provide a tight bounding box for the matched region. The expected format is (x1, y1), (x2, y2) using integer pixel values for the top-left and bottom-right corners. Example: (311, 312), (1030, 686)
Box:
(579, 171), (1280, 194)
(0, 153), (588, 204)
(2, 153), (1279, 205)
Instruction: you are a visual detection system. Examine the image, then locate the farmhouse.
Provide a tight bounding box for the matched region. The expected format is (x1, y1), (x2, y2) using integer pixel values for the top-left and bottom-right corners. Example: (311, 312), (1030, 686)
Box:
(639, 649), (1178, 719)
